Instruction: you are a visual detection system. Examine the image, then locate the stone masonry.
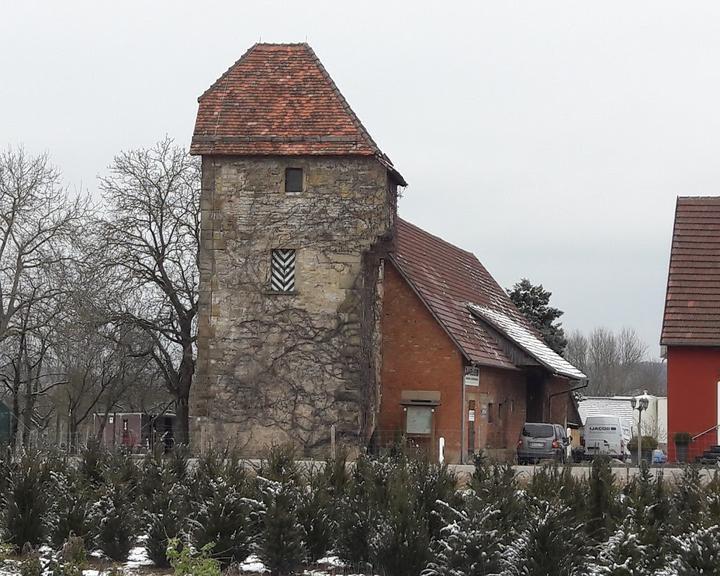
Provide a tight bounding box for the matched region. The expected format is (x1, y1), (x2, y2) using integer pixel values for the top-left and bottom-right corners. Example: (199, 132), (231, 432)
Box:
(191, 155), (397, 455)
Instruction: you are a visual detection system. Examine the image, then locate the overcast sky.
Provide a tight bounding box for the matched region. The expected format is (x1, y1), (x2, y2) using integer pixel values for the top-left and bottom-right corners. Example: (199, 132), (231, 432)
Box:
(3, 1), (719, 358)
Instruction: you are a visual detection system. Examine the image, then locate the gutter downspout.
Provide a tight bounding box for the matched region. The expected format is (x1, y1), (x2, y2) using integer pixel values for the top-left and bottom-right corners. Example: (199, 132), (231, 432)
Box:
(461, 366), (467, 464)
(547, 379), (589, 422)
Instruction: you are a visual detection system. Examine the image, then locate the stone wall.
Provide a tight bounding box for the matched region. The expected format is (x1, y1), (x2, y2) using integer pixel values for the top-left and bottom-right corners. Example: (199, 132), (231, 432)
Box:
(191, 155), (397, 455)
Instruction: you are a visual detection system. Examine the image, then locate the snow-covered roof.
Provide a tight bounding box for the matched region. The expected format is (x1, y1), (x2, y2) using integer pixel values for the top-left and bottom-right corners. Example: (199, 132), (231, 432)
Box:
(577, 397), (635, 439)
(467, 304), (587, 380)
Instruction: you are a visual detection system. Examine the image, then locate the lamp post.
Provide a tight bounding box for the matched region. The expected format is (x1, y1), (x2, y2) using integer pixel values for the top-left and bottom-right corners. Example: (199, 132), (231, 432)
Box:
(630, 394), (650, 466)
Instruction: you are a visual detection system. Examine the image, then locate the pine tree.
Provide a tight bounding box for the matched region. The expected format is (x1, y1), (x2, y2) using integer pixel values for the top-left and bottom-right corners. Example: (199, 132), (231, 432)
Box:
(369, 463), (431, 576)
(257, 478), (306, 576)
(144, 453), (191, 568)
(671, 465), (706, 534)
(587, 457), (618, 542)
(90, 450), (140, 561)
(590, 518), (647, 575)
(3, 450), (52, 549)
(501, 501), (586, 576)
(507, 278), (567, 354)
(190, 449), (259, 567)
(423, 499), (504, 576)
(672, 524), (720, 576)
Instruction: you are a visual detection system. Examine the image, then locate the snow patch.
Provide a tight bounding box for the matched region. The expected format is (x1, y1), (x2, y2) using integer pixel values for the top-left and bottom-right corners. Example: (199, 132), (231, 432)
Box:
(239, 554), (268, 573)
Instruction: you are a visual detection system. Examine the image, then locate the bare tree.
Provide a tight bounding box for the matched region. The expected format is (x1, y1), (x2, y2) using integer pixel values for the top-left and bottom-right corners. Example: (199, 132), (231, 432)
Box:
(98, 138), (200, 444)
(566, 327), (664, 396)
(0, 147), (87, 447)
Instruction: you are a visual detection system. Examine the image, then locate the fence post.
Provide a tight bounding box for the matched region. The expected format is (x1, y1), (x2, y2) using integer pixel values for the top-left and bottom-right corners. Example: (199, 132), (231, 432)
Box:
(330, 424), (336, 460)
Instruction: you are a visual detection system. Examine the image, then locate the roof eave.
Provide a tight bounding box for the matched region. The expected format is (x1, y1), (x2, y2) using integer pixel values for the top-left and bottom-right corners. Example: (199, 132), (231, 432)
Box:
(467, 304), (587, 381)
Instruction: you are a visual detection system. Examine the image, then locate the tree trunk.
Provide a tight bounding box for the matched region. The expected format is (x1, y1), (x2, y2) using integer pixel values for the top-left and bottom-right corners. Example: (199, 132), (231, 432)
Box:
(9, 385), (20, 452)
(21, 376), (34, 448)
(174, 339), (194, 446)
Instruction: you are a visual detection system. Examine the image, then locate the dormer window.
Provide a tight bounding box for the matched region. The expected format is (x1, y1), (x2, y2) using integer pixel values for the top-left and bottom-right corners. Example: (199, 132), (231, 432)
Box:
(285, 168), (303, 193)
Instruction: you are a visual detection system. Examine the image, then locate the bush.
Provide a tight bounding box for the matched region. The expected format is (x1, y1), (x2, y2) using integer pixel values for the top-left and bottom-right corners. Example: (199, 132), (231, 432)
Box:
(19, 544), (41, 576)
(627, 436), (658, 452)
(3, 450), (52, 549)
(166, 539), (221, 576)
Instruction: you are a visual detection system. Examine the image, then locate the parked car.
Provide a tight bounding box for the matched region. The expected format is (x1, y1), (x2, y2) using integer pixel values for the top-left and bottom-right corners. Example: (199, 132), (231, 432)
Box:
(583, 414), (629, 461)
(517, 422), (569, 464)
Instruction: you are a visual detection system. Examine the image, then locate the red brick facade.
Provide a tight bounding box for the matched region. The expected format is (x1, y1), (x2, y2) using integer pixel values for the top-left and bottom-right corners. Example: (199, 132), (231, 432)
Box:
(379, 262), (576, 463)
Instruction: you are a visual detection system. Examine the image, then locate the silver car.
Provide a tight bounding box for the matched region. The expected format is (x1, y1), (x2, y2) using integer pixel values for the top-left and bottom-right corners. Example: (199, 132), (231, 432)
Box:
(517, 422), (569, 464)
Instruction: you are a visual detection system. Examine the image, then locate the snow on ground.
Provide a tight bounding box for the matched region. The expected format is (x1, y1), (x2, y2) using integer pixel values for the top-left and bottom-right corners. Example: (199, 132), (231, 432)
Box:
(238, 554), (268, 574)
(125, 546), (153, 569)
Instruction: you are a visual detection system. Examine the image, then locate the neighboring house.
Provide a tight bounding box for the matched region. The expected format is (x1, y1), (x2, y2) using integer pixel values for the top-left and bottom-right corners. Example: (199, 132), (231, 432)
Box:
(577, 395), (667, 447)
(189, 43), (586, 462)
(92, 412), (176, 452)
(662, 196), (720, 461)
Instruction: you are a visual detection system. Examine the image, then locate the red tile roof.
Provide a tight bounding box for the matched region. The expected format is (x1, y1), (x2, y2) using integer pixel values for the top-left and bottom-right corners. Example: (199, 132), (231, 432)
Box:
(391, 218), (541, 370)
(191, 43), (404, 183)
(662, 197), (720, 346)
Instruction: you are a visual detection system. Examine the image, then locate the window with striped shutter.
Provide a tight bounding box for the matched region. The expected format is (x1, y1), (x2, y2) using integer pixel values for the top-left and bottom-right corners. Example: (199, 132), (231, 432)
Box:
(270, 249), (296, 292)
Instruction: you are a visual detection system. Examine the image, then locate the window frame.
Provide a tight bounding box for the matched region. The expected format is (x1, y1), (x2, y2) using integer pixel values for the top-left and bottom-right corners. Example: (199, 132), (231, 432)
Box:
(284, 167), (304, 194)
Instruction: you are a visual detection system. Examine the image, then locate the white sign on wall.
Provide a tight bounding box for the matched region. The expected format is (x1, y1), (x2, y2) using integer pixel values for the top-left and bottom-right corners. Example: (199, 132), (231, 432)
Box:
(464, 366), (479, 386)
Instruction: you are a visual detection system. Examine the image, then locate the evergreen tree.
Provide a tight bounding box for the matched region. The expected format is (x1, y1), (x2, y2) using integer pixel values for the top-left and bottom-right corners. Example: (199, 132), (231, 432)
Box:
(190, 448), (259, 567)
(587, 457), (618, 542)
(143, 450), (192, 568)
(501, 501), (586, 576)
(671, 465), (706, 534)
(258, 478), (306, 576)
(507, 278), (567, 354)
(423, 499), (504, 576)
(369, 463), (431, 576)
(590, 518), (647, 575)
(2, 450), (52, 549)
(672, 524), (720, 576)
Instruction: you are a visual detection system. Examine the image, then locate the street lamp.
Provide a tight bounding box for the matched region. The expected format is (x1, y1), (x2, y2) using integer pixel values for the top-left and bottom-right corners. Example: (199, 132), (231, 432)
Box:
(630, 394), (650, 466)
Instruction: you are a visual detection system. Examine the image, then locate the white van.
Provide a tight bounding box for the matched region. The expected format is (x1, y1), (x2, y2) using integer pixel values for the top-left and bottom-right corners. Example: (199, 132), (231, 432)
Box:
(583, 415), (629, 461)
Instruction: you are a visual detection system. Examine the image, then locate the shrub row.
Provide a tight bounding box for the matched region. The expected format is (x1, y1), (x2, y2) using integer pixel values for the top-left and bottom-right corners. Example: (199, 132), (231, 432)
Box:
(1, 444), (720, 575)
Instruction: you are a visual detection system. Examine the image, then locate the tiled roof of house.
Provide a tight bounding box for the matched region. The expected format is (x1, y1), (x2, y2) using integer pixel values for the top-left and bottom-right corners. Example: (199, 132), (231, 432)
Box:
(662, 197), (720, 346)
(468, 305), (587, 379)
(191, 43), (405, 183)
(392, 218), (584, 379)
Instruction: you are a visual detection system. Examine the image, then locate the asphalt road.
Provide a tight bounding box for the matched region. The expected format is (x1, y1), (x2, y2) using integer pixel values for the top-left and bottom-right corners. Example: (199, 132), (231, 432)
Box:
(447, 462), (720, 483)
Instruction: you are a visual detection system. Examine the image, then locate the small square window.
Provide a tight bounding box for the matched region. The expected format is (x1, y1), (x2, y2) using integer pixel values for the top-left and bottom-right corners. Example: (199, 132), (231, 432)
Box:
(285, 168), (303, 193)
(270, 249), (296, 292)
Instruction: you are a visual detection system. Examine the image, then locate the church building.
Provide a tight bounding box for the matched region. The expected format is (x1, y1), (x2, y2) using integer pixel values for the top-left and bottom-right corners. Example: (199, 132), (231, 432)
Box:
(189, 43), (584, 463)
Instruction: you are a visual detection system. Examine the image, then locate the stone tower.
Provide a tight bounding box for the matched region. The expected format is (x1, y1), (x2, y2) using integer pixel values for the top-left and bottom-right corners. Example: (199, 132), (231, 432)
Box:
(189, 44), (405, 454)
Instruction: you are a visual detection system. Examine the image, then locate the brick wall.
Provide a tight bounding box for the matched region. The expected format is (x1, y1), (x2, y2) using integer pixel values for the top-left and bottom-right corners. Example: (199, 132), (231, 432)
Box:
(380, 262), (529, 463)
(379, 262), (464, 461)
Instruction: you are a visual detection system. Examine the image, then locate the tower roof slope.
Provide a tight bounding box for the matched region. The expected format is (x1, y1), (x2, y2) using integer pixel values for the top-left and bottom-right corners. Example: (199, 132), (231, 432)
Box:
(191, 43), (402, 180)
(662, 196), (720, 346)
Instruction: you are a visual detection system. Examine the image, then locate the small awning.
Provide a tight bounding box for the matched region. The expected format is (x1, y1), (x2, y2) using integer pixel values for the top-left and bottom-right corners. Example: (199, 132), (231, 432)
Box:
(468, 304), (587, 380)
